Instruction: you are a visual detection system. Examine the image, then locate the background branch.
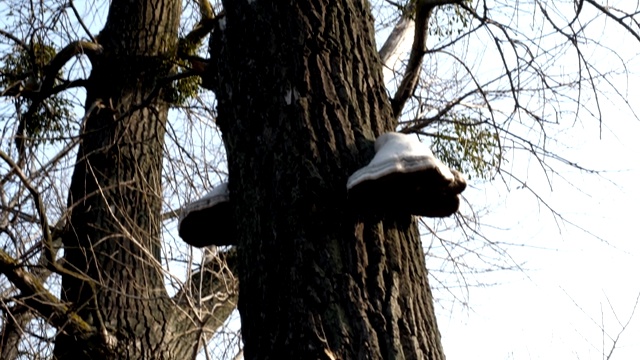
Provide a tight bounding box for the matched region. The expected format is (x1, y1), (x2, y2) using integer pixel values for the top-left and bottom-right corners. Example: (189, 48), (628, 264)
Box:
(173, 249), (238, 355)
(0, 250), (94, 341)
(391, 0), (464, 118)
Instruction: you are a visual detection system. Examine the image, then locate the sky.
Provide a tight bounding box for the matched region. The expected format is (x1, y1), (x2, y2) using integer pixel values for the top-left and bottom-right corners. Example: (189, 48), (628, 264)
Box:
(371, 2), (640, 359)
(426, 29), (640, 360)
(437, 115), (640, 360)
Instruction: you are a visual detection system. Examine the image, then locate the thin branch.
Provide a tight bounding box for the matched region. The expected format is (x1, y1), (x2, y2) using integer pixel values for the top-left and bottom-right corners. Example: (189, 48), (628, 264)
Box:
(0, 250), (95, 340)
(0, 150), (55, 265)
(584, 0), (640, 43)
(0, 233), (63, 360)
(604, 292), (640, 360)
(68, 0), (97, 42)
(0, 29), (30, 52)
(173, 249), (238, 354)
(0, 302), (30, 360)
(391, 0), (464, 118)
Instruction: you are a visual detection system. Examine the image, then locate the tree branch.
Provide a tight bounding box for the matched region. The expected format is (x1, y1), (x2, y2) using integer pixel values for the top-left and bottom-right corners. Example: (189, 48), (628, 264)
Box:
(0, 236), (63, 360)
(173, 249), (238, 353)
(177, 2), (223, 74)
(10, 40), (100, 156)
(1, 40), (102, 100)
(0, 151), (57, 265)
(0, 29), (30, 52)
(0, 302), (32, 360)
(584, 0), (640, 43)
(379, 9), (415, 83)
(390, 0), (463, 118)
(69, 0), (97, 42)
(0, 250), (94, 340)
(37, 40), (102, 98)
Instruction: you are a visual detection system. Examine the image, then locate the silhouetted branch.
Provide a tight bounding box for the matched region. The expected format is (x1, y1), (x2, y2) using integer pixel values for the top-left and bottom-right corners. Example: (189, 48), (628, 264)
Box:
(173, 249), (238, 353)
(584, 0), (640, 43)
(0, 250), (94, 340)
(0, 29), (29, 52)
(391, 0), (464, 118)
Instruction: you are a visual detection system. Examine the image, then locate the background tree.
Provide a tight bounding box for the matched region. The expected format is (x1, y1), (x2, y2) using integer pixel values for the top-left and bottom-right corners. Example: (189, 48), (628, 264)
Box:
(0, 0), (238, 358)
(1, 0), (639, 359)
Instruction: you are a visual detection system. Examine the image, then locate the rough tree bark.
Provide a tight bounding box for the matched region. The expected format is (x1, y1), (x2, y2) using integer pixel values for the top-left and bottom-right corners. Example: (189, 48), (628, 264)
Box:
(52, 0), (236, 358)
(208, 1), (446, 359)
(54, 0), (181, 357)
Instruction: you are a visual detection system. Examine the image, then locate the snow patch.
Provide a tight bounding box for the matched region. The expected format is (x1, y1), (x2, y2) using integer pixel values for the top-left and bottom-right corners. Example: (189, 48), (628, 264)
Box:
(180, 183), (229, 217)
(347, 132), (454, 190)
(179, 183), (236, 247)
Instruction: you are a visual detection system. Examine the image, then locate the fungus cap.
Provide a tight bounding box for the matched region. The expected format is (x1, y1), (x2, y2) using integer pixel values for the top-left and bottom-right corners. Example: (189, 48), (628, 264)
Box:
(347, 132), (466, 217)
(347, 132), (455, 190)
(178, 183), (236, 247)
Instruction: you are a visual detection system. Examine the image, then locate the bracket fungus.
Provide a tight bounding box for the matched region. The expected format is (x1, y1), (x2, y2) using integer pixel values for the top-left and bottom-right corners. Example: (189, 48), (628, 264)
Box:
(347, 132), (467, 217)
(178, 182), (237, 247)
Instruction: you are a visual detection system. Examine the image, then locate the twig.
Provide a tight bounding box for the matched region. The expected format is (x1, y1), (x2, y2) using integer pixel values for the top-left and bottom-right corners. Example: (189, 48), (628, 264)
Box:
(391, 0), (464, 118)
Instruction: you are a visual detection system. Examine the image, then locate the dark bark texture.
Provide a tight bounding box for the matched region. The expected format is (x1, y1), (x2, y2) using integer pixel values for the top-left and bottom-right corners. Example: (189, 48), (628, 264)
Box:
(55, 0), (181, 358)
(208, 1), (446, 359)
(53, 0), (236, 358)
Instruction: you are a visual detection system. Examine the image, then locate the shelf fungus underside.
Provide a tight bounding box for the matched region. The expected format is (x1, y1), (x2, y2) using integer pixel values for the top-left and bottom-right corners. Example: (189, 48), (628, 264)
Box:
(347, 132), (467, 217)
(178, 183), (237, 247)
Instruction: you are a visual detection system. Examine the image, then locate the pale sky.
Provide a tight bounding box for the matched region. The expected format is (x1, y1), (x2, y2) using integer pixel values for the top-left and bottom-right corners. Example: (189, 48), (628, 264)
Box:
(436, 112), (640, 359)
(430, 41), (640, 360)
(374, 2), (640, 359)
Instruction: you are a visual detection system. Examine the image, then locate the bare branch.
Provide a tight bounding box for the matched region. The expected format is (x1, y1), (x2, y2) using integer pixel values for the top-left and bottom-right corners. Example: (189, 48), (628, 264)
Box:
(604, 292), (640, 360)
(0, 150), (55, 264)
(0, 302), (32, 360)
(0, 234), (62, 360)
(68, 0), (97, 42)
(173, 249), (238, 353)
(391, 0), (464, 118)
(0, 250), (95, 340)
(11, 40), (100, 157)
(0, 29), (30, 52)
(37, 40), (102, 96)
(379, 12), (414, 68)
(178, 1), (221, 65)
(584, 0), (640, 43)
(1, 41), (101, 100)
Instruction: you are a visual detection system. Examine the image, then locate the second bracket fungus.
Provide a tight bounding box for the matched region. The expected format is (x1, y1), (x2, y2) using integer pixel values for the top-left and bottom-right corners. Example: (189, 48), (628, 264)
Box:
(178, 182), (237, 247)
(347, 132), (467, 217)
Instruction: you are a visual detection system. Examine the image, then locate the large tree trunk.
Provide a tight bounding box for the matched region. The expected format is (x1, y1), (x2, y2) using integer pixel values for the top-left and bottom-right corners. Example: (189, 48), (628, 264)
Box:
(209, 1), (446, 359)
(53, 0), (235, 358)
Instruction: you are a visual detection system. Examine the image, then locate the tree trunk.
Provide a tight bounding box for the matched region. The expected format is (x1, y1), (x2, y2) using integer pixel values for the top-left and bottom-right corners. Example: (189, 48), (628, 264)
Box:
(208, 1), (446, 359)
(53, 0), (235, 358)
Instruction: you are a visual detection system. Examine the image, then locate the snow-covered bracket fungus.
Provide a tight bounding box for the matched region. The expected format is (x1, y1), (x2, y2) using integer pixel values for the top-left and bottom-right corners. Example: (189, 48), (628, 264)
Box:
(347, 132), (467, 217)
(178, 182), (237, 247)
